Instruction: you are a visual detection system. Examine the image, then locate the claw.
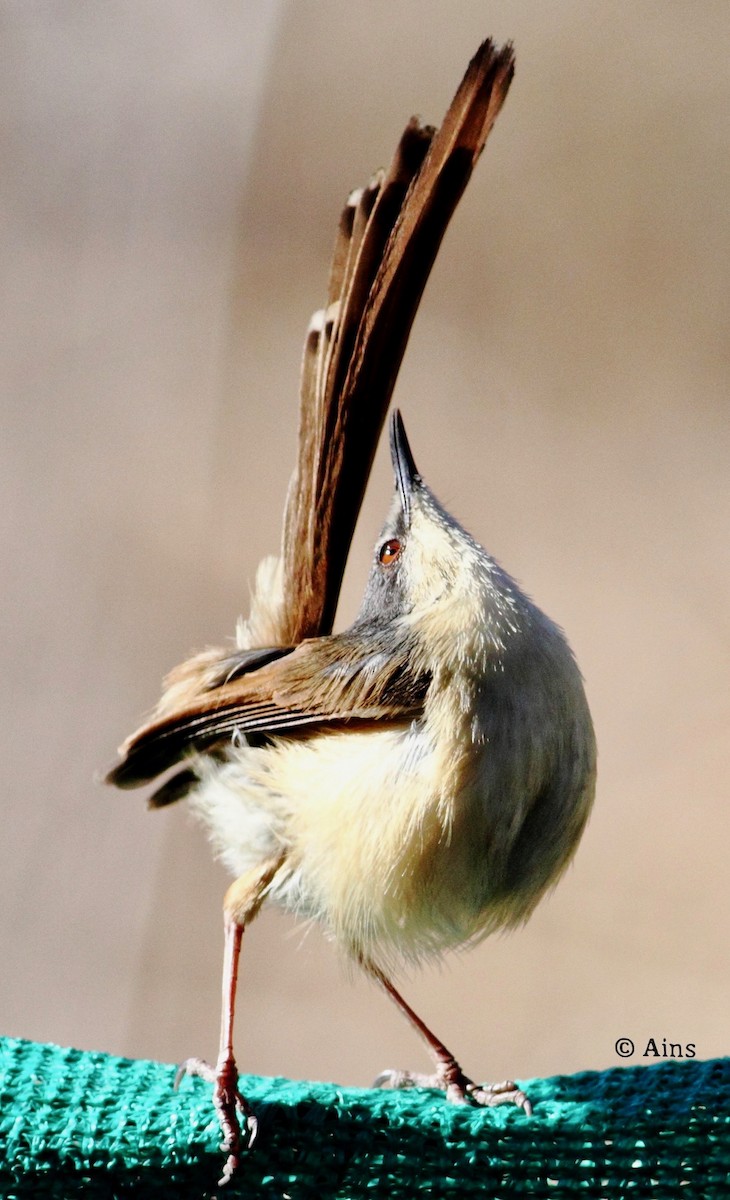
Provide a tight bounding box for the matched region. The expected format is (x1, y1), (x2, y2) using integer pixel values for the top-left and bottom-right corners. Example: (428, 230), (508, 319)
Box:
(175, 1055), (216, 1089)
(374, 1064), (532, 1114)
(466, 1078), (533, 1114)
(174, 1054), (257, 1186)
(373, 1067), (444, 1092)
(372, 1068), (417, 1090)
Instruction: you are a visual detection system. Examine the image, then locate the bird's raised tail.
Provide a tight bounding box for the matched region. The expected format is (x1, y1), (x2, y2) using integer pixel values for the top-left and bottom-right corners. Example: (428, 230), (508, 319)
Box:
(107, 38), (515, 800)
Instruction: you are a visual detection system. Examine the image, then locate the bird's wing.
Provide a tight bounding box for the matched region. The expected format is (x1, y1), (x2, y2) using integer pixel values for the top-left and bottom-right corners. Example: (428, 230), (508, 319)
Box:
(106, 630), (429, 790)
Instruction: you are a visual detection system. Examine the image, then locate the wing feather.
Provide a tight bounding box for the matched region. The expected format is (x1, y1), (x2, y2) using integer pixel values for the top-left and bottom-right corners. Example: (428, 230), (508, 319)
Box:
(107, 631), (430, 789)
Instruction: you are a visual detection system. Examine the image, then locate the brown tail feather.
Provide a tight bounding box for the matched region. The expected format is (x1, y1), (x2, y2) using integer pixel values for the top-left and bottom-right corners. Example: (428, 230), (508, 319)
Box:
(278, 39), (514, 645)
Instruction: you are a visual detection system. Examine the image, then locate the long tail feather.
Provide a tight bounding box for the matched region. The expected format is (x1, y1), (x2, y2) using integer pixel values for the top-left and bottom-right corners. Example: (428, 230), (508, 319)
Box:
(277, 39), (514, 645)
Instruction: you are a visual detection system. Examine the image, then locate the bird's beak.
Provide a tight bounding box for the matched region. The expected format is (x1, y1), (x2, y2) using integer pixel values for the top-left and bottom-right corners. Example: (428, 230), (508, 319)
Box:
(389, 409), (421, 520)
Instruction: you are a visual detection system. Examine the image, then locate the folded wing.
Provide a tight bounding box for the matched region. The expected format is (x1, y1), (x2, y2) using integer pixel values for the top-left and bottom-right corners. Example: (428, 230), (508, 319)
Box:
(107, 630), (430, 791)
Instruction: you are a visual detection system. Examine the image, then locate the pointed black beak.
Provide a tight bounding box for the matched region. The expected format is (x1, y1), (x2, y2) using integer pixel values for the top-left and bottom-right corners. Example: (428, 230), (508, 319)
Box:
(389, 409), (421, 519)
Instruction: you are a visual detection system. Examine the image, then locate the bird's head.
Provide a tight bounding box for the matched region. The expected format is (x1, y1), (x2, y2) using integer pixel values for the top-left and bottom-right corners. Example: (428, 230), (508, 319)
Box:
(354, 411), (532, 664)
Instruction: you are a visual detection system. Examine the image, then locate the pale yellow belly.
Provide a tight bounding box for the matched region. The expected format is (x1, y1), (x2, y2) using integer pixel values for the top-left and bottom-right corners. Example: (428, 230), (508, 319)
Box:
(192, 723), (497, 968)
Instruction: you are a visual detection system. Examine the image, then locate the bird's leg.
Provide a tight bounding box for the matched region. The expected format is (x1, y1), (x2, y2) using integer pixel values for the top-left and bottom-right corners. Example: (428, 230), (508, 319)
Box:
(176, 911), (251, 1184)
(176, 856), (284, 1186)
(366, 962), (532, 1115)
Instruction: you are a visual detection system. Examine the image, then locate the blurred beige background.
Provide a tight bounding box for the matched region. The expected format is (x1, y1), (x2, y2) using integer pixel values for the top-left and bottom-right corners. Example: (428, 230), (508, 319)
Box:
(1, 1), (728, 1092)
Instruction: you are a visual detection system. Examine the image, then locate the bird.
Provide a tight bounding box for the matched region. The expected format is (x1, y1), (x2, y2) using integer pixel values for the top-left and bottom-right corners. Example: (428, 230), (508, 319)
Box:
(106, 40), (596, 1186)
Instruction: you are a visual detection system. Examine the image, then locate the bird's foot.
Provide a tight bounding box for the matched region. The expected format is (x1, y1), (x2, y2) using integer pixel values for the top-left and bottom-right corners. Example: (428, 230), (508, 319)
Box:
(373, 1064), (532, 1114)
(175, 1054), (257, 1186)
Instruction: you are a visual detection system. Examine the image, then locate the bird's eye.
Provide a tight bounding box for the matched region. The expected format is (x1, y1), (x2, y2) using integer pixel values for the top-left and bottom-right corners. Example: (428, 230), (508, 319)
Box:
(379, 538), (402, 566)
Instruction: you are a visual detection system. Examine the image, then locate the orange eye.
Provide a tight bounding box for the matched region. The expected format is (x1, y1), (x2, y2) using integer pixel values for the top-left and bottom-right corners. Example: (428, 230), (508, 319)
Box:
(379, 538), (402, 566)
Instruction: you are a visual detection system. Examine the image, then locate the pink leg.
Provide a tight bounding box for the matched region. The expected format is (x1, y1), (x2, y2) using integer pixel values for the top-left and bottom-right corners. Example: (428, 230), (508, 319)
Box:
(176, 858), (283, 1186)
(367, 963), (532, 1114)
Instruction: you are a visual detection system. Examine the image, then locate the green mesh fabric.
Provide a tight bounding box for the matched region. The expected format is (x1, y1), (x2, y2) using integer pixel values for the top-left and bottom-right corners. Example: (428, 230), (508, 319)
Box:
(0, 1037), (727, 1198)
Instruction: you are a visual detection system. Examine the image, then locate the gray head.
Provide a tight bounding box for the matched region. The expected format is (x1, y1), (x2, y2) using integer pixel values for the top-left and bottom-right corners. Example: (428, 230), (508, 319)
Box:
(354, 410), (534, 657)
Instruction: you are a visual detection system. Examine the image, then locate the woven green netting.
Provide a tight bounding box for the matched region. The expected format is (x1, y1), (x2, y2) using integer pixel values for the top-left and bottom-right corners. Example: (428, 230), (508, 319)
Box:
(0, 1036), (728, 1198)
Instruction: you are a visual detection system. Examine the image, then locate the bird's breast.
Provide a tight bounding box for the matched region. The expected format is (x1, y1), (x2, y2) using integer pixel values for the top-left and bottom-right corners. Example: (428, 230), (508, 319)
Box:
(190, 643), (594, 971)
(260, 701), (508, 965)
